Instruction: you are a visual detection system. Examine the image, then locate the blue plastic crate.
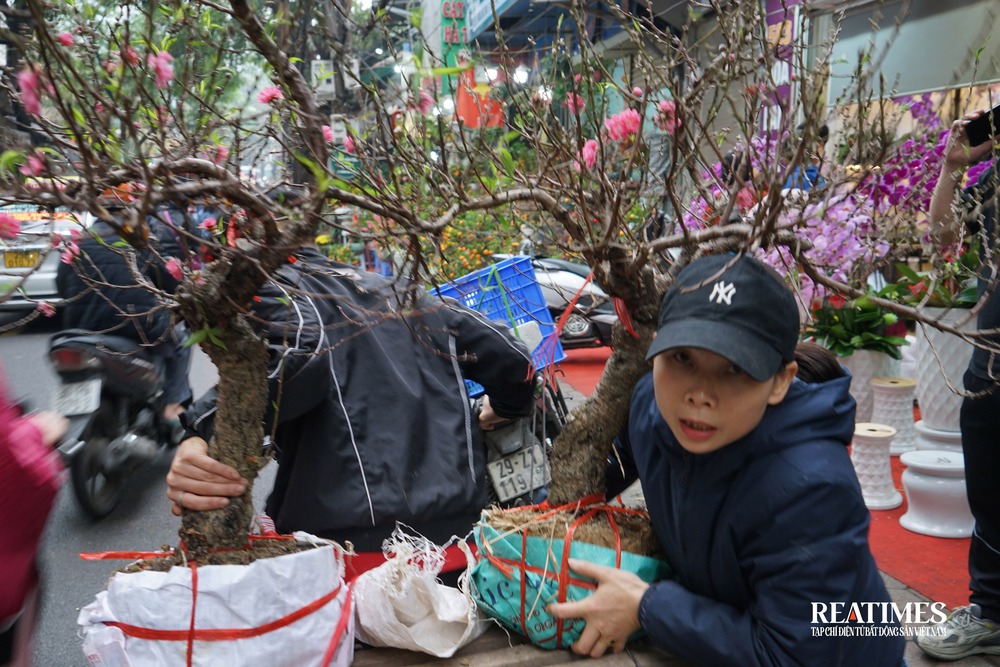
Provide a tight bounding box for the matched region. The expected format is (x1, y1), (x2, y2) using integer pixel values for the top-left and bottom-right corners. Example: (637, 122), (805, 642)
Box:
(432, 257), (567, 398)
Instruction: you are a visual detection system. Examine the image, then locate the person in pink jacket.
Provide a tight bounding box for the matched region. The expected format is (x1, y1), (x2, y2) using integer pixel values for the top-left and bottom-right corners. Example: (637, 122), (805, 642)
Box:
(0, 364), (67, 667)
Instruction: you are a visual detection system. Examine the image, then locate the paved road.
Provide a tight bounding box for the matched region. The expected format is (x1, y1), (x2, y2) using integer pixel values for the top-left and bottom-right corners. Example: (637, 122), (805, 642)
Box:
(1, 316), (280, 666)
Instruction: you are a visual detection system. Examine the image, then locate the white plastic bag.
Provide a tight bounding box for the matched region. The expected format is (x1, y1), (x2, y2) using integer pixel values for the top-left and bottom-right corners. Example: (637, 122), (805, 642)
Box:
(78, 532), (353, 667)
(352, 526), (487, 657)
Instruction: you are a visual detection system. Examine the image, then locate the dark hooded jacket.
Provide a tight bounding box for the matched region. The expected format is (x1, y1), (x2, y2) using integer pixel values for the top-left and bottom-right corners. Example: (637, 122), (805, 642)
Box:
(610, 373), (905, 666)
(55, 220), (181, 343)
(183, 248), (535, 551)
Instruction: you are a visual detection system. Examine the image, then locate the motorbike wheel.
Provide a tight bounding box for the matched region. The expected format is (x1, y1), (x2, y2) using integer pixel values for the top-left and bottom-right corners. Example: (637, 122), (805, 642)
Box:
(561, 311), (592, 339)
(71, 409), (125, 519)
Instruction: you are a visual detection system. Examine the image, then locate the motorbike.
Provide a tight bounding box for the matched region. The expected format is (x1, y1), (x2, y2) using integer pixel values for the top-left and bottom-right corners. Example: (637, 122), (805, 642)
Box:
(480, 374), (568, 508)
(50, 330), (181, 518)
(494, 254), (618, 349)
(474, 320), (570, 508)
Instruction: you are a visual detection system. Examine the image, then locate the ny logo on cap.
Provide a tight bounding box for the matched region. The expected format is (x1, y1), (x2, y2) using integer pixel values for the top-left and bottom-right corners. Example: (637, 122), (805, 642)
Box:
(709, 280), (736, 305)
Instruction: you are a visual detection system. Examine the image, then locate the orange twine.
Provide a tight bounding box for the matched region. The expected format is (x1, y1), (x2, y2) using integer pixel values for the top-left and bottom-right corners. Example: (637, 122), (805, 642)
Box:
(481, 494), (646, 647)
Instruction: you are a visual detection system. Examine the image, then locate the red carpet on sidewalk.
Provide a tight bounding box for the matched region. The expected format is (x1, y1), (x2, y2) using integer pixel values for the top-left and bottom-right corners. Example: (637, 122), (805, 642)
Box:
(557, 347), (971, 610)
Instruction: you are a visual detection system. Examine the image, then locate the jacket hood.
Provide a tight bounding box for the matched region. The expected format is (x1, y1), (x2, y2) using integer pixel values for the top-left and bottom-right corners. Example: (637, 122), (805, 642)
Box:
(654, 375), (857, 473)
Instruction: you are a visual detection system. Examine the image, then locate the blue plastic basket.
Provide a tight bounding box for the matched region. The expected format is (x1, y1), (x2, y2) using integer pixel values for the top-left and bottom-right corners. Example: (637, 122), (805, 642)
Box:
(432, 256), (567, 398)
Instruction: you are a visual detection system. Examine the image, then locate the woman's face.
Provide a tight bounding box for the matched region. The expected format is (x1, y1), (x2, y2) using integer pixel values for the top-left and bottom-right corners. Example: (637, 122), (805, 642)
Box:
(652, 347), (796, 454)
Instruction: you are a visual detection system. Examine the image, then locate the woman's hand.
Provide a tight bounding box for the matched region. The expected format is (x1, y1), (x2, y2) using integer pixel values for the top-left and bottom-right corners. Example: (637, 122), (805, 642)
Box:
(547, 558), (649, 658)
(165, 437), (248, 515)
(943, 112), (996, 170)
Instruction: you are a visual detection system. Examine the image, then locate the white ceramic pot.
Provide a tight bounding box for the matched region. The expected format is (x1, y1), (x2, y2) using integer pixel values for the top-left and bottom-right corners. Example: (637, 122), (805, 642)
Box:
(850, 423), (902, 510)
(840, 350), (901, 422)
(914, 307), (975, 433)
(914, 419), (963, 452)
(899, 450), (974, 538)
(870, 377), (917, 455)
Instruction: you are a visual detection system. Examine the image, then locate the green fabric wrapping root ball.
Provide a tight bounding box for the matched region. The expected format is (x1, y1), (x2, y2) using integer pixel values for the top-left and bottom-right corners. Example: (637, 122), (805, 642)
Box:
(470, 500), (671, 649)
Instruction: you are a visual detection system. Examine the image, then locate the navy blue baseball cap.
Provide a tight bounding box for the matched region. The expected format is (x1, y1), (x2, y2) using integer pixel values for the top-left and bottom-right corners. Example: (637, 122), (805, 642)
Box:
(645, 254), (799, 381)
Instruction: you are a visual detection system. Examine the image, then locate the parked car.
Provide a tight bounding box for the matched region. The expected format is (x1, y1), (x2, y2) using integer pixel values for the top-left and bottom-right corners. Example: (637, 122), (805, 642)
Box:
(0, 205), (88, 320)
(495, 254), (618, 349)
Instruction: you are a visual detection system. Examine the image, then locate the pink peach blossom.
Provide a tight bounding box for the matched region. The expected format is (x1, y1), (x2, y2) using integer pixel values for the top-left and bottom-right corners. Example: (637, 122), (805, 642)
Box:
(204, 144), (229, 164)
(226, 216), (240, 247)
(343, 135), (356, 155)
(57, 32), (74, 47)
(604, 108), (641, 143)
(148, 51), (174, 88)
(37, 301), (56, 318)
(61, 242), (80, 264)
(416, 90), (435, 115)
(632, 86), (643, 97)
(322, 125), (334, 143)
(656, 100), (679, 134)
(199, 217), (217, 231)
(578, 139), (599, 170)
(165, 257), (183, 281)
(258, 86), (284, 104)
(122, 47), (140, 66)
(19, 152), (45, 177)
(565, 93), (585, 114)
(0, 213), (21, 240)
(17, 68), (41, 116)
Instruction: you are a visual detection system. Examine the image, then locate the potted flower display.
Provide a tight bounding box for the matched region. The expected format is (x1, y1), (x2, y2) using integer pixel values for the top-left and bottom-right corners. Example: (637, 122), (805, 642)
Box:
(889, 243), (979, 432)
(802, 291), (909, 422)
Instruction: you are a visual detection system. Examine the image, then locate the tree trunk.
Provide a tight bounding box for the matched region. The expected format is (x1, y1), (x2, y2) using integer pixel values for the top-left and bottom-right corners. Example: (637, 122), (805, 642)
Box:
(178, 316), (269, 559)
(547, 323), (654, 505)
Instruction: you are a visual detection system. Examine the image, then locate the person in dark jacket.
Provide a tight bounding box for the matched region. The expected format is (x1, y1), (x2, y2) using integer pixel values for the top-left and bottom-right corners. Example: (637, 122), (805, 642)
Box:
(55, 209), (192, 422)
(919, 109), (1000, 660)
(548, 254), (904, 666)
(165, 247), (536, 564)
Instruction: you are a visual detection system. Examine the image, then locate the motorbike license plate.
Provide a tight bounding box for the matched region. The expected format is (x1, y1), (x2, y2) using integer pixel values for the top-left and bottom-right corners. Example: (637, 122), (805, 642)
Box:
(3, 249), (40, 269)
(487, 444), (550, 503)
(51, 379), (101, 416)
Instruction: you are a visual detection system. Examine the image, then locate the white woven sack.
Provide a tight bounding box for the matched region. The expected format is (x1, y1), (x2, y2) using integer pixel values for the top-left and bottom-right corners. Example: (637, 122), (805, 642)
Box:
(78, 532), (354, 667)
(353, 527), (487, 657)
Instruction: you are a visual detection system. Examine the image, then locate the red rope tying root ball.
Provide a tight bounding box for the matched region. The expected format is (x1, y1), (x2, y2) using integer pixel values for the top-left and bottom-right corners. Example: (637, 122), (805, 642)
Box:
(475, 494), (664, 649)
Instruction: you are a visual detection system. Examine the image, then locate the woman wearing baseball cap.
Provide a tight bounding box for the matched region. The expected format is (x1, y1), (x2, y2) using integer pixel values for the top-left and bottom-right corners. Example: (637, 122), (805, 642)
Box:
(549, 254), (904, 666)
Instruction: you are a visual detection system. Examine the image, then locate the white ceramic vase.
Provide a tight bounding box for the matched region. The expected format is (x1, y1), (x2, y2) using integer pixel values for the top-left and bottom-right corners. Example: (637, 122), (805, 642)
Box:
(914, 307), (975, 433)
(870, 377), (917, 455)
(850, 423), (902, 510)
(899, 450), (974, 538)
(840, 350), (901, 422)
